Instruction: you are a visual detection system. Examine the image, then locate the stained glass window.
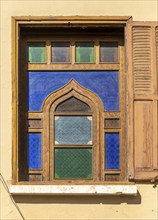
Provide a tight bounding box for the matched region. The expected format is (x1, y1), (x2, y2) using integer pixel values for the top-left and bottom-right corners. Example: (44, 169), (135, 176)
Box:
(105, 133), (120, 169)
(28, 42), (46, 63)
(28, 71), (119, 112)
(27, 133), (42, 169)
(54, 116), (92, 145)
(100, 42), (118, 63)
(54, 148), (92, 179)
(75, 42), (95, 63)
(51, 42), (70, 63)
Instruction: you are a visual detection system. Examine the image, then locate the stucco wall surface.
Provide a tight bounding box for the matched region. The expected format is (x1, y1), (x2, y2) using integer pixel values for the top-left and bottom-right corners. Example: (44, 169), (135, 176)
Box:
(0, 0), (158, 220)
(0, 183), (158, 220)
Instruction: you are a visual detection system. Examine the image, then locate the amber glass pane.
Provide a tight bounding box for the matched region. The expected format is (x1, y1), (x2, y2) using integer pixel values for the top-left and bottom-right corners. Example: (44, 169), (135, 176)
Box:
(51, 42), (70, 63)
(100, 42), (118, 63)
(75, 42), (95, 63)
(28, 42), (46, 63)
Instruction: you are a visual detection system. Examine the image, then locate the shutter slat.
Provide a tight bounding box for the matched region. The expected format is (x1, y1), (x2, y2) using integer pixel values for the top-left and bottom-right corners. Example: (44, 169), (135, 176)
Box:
(133, 26), (152, 93)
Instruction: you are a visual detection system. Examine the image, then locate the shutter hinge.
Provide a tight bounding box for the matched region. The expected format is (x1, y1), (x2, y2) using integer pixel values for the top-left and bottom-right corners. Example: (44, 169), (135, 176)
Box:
(151, 175), (158, 188)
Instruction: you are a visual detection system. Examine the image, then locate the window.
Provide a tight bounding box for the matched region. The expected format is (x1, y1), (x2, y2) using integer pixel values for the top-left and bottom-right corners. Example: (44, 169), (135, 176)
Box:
(16, 26), (125, 183)
(12, 17), (158, 187)
(12, 17), (128, 184)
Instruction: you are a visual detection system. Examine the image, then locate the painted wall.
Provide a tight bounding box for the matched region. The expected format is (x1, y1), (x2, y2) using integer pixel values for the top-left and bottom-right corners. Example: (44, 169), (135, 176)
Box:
(1, 0), (158, 219)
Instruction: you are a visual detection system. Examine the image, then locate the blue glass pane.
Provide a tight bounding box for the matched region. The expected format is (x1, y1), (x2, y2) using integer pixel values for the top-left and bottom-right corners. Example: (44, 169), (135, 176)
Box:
(55, 116), (92, 145)
(105, 133), (120, 169)
(28, 71), (119, 111)
(27, 133), (42, 169)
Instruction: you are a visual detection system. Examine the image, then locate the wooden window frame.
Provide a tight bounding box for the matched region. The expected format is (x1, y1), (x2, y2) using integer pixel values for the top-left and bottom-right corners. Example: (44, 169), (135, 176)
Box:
(12, 16), (133, 184)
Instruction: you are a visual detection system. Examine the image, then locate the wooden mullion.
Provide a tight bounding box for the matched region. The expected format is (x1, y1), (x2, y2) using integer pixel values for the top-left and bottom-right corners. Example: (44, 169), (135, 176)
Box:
(104, 129), (120, 133)
(28, 112), (43, 119)
(104, 112), (120, 118)
(54, 112), (92, 115)
(95, 40), (99, 64)
(28, 170), (43, 174)
(28, 128), (43, 132)
(54, 145), (93, 148)
(28, 63), (120, 71)
(46, 40), (51, 64)
(125, 19), (134, 180)
(104, 170), (121, 174)
(71, 40), (75, 64)
(119, 38), (126, 181)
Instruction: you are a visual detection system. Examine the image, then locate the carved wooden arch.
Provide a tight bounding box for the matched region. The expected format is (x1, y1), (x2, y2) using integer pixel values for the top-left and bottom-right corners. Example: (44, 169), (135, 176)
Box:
(42, 79), (104, 112)
(42, 79), (104, 181)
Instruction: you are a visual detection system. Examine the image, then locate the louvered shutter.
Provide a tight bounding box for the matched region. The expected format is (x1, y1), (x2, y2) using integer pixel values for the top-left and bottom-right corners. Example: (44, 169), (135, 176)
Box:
(132, 23), (158, 181)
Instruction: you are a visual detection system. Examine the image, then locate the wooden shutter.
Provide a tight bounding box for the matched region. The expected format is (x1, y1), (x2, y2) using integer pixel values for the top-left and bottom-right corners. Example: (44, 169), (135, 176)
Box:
(130, 23), (158, 181)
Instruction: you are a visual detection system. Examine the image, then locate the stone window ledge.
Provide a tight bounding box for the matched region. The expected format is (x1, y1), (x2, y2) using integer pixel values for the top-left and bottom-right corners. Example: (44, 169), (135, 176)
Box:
(9, 185), (137, 196)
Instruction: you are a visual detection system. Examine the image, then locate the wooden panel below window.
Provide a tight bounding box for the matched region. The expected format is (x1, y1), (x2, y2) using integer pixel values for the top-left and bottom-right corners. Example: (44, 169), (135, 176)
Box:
(28, 119), (42, 129)
(104, 118), (120, 128)
(134, 101), (153, 170)
(134, 101), (158, 180)
(105, 174), (120, 181)
(28, 174), (42, 181)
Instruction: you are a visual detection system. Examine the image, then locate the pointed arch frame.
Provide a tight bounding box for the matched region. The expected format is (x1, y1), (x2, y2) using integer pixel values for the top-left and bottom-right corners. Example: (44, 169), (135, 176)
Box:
(42, 80), (104, 182)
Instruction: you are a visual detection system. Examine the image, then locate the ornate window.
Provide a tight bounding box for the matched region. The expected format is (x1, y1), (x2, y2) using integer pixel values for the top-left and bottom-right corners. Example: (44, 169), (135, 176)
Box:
(13, 17), (127, 184)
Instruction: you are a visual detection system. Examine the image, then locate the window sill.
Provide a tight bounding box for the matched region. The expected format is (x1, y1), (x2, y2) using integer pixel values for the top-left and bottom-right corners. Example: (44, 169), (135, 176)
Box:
(9, 184), (137, 196)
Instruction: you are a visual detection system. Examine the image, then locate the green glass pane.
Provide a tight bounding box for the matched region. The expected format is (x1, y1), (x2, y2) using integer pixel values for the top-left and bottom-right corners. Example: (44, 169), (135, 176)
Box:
(75, 42), (95, 63)
(28, 43), (46, 63)
(54, 148), (92, 179)
(100, 42), (118, 63)
(51, 42), (70, 62)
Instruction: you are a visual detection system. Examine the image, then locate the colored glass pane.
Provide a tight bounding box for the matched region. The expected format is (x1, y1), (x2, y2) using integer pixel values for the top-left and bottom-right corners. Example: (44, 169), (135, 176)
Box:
(105, 133), (120, 169)
(100, 42), (118, 63)
(51, 42), (70, 63)
(28, 42), (46, 63)
(28, 71), (119, 111)
(54, 148), (92, 179)
(55, 97), (92, 112)
(75, 42), (95, 63)
(55, 116), (92, 145)
(27, 133), (42, 169)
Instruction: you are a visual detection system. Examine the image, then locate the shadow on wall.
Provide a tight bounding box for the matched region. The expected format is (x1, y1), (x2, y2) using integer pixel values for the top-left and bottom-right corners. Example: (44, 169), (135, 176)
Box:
(13, 192), (141, 205)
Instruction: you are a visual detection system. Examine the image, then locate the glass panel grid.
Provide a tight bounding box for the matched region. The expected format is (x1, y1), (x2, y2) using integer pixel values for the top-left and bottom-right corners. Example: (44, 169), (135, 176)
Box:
(54, 148), (92, 179)
(105, 133), (120, 169)
(100, 42), (118, 63)
(28, 42), (46, 63)
(54, 116), (92, 145)
(75, 42), (95, 63)
(51, 42), (70, 63)
(27, 133), (42, 169)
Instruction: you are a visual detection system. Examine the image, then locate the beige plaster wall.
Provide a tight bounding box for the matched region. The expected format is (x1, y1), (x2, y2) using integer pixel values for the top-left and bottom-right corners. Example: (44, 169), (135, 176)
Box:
(1, 183), (158, 220)
(0, 1), (158, 220)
